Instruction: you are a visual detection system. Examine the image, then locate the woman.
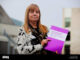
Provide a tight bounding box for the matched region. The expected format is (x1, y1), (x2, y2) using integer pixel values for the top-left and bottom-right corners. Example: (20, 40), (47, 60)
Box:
(17, 4), (55, 55)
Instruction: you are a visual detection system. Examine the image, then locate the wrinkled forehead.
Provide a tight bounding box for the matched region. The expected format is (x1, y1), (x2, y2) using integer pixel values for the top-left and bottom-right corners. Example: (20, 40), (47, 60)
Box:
(28, 5), (40, 12)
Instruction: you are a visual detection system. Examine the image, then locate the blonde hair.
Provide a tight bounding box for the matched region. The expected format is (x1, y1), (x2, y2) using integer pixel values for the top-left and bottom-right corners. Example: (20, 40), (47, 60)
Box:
(23, 4), (48, 36)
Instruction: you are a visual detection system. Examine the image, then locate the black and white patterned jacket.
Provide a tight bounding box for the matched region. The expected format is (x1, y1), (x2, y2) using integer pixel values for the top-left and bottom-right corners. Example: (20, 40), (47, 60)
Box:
(17, 26), (43, 55)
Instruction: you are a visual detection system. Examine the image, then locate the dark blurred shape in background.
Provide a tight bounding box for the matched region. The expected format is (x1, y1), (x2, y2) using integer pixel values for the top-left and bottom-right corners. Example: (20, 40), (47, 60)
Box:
(0, 5), (23, 54)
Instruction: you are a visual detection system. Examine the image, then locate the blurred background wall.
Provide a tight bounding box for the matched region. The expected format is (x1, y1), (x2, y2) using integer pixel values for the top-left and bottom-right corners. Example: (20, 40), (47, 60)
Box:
(0, 5), (23, 54)
(63, 8), (80, 54)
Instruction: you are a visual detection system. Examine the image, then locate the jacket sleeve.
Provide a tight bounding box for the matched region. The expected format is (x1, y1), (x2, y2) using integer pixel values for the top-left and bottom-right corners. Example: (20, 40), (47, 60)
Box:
(16, 27), (43, 54)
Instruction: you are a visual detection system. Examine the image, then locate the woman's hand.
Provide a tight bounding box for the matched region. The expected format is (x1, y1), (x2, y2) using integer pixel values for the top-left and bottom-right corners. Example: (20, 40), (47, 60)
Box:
(41, 39), (50, 46)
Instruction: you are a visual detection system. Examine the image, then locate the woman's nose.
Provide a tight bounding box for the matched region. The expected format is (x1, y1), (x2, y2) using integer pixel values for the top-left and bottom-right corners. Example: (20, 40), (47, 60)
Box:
(33, 12), (36, 15)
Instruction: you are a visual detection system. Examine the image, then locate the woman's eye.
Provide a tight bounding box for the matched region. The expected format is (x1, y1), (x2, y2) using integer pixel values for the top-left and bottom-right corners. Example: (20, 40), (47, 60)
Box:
(36, 11), (39, 13)
(30, 11), (34, 13)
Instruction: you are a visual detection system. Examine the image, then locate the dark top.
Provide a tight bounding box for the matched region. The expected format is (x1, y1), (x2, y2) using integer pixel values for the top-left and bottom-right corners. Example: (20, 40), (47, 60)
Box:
(29, 24), (57, 55)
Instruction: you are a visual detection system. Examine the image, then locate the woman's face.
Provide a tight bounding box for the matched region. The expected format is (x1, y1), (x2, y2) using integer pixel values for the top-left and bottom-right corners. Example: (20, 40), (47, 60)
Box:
(28, 8), (40, 22)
